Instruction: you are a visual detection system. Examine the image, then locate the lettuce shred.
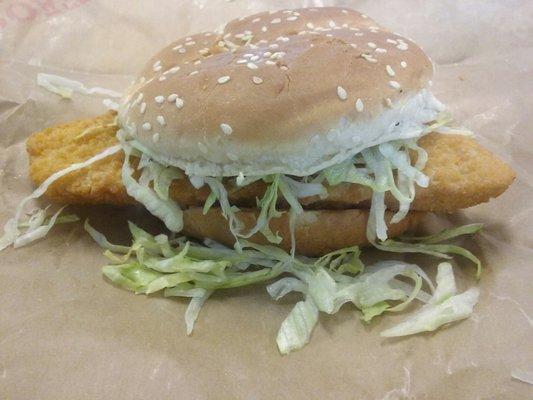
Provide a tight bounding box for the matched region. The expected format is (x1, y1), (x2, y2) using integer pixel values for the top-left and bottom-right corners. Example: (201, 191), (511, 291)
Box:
(88, 221), (481, 354)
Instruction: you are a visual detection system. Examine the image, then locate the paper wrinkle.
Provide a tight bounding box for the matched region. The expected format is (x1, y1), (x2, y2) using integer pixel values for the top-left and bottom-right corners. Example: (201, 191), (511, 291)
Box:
(0, 1), (532, 399)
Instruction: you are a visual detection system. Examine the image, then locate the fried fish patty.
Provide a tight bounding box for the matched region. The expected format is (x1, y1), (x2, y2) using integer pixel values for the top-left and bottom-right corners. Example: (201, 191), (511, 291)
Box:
(27, 111), (515, 212)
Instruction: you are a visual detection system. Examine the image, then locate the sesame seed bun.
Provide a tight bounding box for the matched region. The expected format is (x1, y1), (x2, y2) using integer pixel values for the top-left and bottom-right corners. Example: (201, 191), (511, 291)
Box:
(119, 7), (441, 177)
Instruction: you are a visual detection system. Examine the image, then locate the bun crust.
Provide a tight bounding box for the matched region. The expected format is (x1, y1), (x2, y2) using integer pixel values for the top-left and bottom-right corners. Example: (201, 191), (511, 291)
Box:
(119, 7), (437, 177)
(182, 207), (424, 256)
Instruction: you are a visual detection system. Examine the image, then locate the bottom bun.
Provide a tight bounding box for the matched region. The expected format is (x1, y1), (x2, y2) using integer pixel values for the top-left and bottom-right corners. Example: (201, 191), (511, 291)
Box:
(183, 208), (425, 257)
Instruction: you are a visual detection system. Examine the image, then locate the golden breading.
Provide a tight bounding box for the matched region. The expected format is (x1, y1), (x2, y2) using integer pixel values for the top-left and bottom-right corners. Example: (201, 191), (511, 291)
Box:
(183, 208), (424, 257)
(27, 112), (132, 205)
(27, 112), (515, 211)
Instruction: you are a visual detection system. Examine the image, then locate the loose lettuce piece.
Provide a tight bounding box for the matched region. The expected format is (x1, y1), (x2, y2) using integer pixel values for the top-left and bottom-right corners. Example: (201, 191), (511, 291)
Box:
(121, 146), (183, 232)
(277, 298), (319, 355)
(381, 263), (479, 337)
(266, 277), (307, 300)
(185, 289), (213, 335)
(102, 263), (162, 292)
(401, 223), (483, 244)
(375, 239), (482, 278)
(361, 301), (390, 323)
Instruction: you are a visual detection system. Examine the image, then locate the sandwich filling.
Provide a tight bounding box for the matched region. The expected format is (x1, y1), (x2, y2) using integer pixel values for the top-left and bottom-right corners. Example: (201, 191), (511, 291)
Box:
(117, 89), (450, 246)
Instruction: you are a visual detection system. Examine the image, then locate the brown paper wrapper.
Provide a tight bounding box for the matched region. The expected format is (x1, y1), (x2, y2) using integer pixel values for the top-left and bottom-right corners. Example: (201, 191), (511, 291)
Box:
(1, 1), (531, 398)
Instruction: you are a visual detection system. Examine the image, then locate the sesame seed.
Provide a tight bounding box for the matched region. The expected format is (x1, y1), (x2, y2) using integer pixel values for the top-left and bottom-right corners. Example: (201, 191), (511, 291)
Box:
(185, 41), (196, 46)
(247, 62), (258, 70)
(198, 48), (209, 55)
(194, 60), (202, 65)
(217, 75), (231, 84)
(270, 51), (285, 59)
(263, 51), (272, 57)
(385, 98), (393, 108)
(397, 43), (409, 51)
(142, 122), (151, 131)
(269, 43), (279, 49)
(326, 34), (333, 38)
(386, 39), (397, 44)
(186, 37), (192, 41)
(244, 30), (252, 35)
(250, 55), (260, 61)
(152, 133), (160, 143)
(189, 70), (199, 76)
(252, 17), (261, 23)
(178, 48), (186, 54)
(155, 96), (165, 104)
(361, 53), (378, 63)
(400, 61), (407, 68)
(342, 9), (348, 14)
(337, 86), (348, 100)
(166, 66), (180, 74)
(271, 18), (281, 24)
(252, 76), (263, 84)
(350, 43), (358, 48)
(354, 32), (364, 37)
(375, 48), (387, 53)
(173, 44), (183, 50)
(329, 20), (336, 28)
(153, 65), (162, 72)
(306, 22), (315, 29)
(361, 14), (368, 19)
(220, 123), (233, 135)
(261, 26), (268, 32)
(355, 98), (364, 112)
(265, 60), (276, 65)
(280, 65), (288, 71)
(389, 80), (401, 90)
(168, 94), (178, 102)
(287, 16), (298, 21)
(156, 115), (166, 126)
(140, 102), (147, 114)
(175, 98), (184, 109)
(158, 75), (167, 81)
(386, 65), (396, 76)
(367, 42), (377, 48)
(205, 32), (212, 36)
(236, 59), (247, 64)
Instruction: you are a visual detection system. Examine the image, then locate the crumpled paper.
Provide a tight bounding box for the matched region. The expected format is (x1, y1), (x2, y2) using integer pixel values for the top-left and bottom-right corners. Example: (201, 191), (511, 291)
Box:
(0, 1), (531, 399)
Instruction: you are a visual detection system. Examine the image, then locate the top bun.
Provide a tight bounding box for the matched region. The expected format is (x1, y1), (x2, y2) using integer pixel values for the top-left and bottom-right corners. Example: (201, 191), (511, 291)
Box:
(118, 7), (442, 177)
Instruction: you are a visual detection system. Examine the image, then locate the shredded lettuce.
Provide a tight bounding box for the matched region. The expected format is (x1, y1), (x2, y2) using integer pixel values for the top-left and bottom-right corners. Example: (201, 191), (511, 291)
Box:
(88, 221), (482, 354)
(381, 262), (479, 337)
(376, 223), (483, 278)
(121, 144), (183, 232)
(276, 298), (319, 355)
(0, 145), (120, 252)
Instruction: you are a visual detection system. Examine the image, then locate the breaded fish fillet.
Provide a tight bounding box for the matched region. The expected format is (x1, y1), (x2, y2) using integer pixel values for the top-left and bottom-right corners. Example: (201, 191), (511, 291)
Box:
(27, 111), (515, 211)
